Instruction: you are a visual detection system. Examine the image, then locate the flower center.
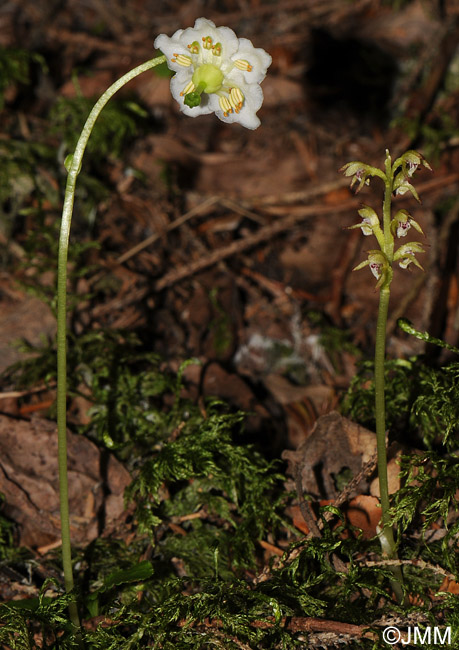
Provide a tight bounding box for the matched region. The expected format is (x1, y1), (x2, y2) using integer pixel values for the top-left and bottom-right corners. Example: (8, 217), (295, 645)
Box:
(192, 64), (224, 94)
(183, 63), (225, 108)
(176, 34), (252, 112)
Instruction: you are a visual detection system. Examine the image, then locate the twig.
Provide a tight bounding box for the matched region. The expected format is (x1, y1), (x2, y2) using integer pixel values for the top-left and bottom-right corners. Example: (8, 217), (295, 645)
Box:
(362, 558), (457, 581)
(0, 383), (56, 400)
(294, 464), (322, 539)
(154, 200), (359, 291)
(116, 196), (220, 265)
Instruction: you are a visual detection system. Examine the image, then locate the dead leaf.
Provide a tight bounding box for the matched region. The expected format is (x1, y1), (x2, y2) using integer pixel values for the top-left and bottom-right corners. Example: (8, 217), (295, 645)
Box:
(282, 411), (377, 499)
(0, 414), (131, 548)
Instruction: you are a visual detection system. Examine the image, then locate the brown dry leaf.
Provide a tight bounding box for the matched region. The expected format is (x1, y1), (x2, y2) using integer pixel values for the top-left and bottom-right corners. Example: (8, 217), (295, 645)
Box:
(287, 494), (381, 539)
(370, 447), (403, 496)
(439, 576), (459, 594)
(0, 414), (131, 548)
(282, 411), (377, 499)
(0, 292), (56, 376)
(263, 373), (334, 446)
(288, 495), (381, 538)
(345, 494), (381, 539)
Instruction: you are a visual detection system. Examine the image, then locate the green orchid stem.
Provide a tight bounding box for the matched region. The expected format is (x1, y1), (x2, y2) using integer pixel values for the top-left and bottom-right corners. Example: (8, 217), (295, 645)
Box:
(375, 287), (405, 604)
(57, 54), (166, 633)
(373, 155), (405, 604)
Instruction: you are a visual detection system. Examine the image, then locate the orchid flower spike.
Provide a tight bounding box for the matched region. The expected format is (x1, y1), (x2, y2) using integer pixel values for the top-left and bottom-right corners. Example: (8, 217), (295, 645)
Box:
(155, 18), (272, 129)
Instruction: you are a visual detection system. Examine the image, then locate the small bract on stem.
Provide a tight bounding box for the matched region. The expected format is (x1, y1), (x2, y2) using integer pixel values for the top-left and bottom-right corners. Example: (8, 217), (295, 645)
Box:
(341, 149), (430, 603)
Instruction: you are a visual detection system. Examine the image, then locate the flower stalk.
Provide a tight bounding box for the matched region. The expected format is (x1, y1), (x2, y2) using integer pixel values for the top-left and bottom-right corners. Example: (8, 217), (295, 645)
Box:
(57, 54), (166, 632)
(56, 17), (270, 632)
(341, 149), (430, 602)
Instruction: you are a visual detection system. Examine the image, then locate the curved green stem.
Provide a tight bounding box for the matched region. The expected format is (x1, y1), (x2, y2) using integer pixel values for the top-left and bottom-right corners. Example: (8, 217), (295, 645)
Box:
(375, 285), (404, 603)
(57, 54), (166, 631)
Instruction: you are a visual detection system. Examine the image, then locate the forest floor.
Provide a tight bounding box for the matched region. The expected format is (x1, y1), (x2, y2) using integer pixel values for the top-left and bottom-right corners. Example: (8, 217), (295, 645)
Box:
(0, 0), (458, 648)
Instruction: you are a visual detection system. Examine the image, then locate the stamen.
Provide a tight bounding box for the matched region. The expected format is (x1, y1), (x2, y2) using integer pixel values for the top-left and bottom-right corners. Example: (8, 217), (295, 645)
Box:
(234, 59), (253, 72)
(219, 96), (233, 117)
(187, 41), (200, 54)
(229, 87), (244, 113)
(171, 53), (192, 66)
(202, 35), (213, 49)
(212, 42), (222, 56)
(180, 81), (195, 97)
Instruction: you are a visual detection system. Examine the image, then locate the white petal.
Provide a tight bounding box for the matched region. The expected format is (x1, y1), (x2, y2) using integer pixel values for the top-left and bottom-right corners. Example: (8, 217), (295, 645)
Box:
(191, 18), (217, 32)
(214, 26), (240, 58)
(194, 18), (239, 57)
(154, 34), (190, 74)
(232, 38), (272, 83)
(176, 18), (239, 60)
(210, 83), (264, 129)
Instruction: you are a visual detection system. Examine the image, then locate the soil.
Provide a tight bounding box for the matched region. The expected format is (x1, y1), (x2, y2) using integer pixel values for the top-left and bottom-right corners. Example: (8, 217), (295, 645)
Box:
(0, 0), (458, 642)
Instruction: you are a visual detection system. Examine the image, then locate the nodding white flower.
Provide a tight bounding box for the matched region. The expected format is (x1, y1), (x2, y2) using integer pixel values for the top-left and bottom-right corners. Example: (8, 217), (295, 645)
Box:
(154, 18), (271, 129)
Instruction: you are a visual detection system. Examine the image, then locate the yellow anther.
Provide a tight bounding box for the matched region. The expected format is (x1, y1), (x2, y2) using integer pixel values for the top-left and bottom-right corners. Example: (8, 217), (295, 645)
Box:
(202, 35), (213, 49)
(187, 41), (200, 54)
(229, 87), (244, 112)
(234, 59), (253, 72)
(180, 81), (195, 96)
(212, 42), (222, 56)
(219, 96), (233, 117)
(171, 53), (192, 66)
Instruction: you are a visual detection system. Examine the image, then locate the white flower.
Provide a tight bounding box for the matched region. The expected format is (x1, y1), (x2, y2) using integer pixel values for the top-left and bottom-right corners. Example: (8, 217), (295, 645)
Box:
(154, 18), (271, 129)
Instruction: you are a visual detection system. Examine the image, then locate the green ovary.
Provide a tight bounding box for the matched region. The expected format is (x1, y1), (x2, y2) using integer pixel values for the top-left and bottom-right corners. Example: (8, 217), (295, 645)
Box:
(192, 64), (224, 94)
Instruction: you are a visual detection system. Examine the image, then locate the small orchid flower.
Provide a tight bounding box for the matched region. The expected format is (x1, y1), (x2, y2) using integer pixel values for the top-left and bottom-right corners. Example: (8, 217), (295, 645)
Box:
(394, 242), (425, 270)
(399, 150), (432, 178)
(393, 176), (421, 202)
(340, 161), (372, 193)
(353, 250), (391, 289)
(392, 150), (432, 201)
(390, 209), (424, 239)
(155, 18), (272, 129)
(348, 205), (385, 247)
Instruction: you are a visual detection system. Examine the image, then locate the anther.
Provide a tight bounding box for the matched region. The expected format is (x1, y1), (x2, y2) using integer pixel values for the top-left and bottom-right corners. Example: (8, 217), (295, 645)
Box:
(180, 81), (195, 97)
(202, 35), (213, 49)
(187, 41), (200, 54)
(234, 59), (253, 72)
(219, 96), (233, 117)
(171, 53), (192, 66)
(212, 42), (222, 56)
(229, 87), (244, 112)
